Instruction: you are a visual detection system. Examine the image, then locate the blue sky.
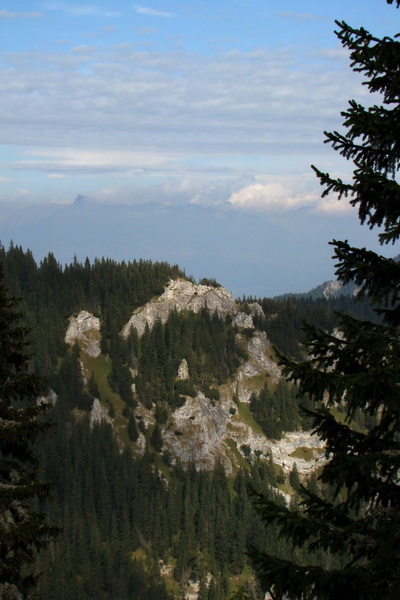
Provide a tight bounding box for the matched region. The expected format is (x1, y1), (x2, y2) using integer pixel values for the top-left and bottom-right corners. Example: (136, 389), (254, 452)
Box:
(0, 1), (399, 296)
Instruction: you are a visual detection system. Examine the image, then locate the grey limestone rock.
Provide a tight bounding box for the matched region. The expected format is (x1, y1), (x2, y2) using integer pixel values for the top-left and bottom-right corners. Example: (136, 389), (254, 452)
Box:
(160, 393), (324, 475)
(177, 358), (190, 380)
(232, 311), (254, 329)
(122, 278), (238, 338)
(65, 310), (101, 357)
(233, 331), (281, 403)
(162, 393), (234, 473)
(248, 302), (265, 320)
(37, 389), (57, 406)
(268, 431), (326, 474)
(63, 280), (324, 479)
(90, 398), (112, 428)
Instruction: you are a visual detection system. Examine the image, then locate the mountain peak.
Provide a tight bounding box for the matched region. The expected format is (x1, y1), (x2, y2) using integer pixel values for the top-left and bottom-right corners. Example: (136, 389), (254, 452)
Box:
(121, 278), (240, 338)
(73, 194), (93, 206)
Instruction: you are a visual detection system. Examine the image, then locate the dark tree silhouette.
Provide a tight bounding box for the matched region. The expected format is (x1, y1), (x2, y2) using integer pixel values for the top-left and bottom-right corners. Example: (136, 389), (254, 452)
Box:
(0, 265), (56, 599)
(251, 2), (400, 599)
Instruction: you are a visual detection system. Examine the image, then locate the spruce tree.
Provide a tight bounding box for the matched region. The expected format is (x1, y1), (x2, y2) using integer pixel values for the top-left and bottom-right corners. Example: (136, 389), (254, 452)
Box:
(251, 2), (400, 599)
(0, 265), (55, 599)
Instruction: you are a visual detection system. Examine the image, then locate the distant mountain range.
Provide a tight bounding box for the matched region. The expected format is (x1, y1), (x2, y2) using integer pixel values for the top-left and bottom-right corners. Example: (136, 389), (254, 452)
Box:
(299, 279), (358, 299)
(0, 195), (393, 298)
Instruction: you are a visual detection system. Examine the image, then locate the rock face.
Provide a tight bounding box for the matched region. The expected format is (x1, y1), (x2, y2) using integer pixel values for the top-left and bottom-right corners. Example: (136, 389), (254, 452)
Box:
(90, 398), (112, 428)
(268, 431), (325, 473)
(305, 279), (359, 299)
(66, 279), (323, 477)
(322, 280), (344, 299)
(232, 312), (254, 329)
(160, 391), (324, 475)
(177, 359), (190, 380)
(37, 390), (57, 406)
(162, 393), (234, 472)
(248, 302), (265, 320)
(121, 278), (252, 337)
(65, 310), (101, 357)
(232, 331), (281, 403)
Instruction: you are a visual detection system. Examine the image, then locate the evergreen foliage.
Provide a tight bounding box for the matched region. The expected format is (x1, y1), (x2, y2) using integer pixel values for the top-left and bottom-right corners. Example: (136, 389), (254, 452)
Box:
(36, 409), (288, 600)
(0, 245), (186, 379)
(251, 294), (381, 360)
(132, 308), (243, 408)
(251, 3), (400, 599)
(0, 265), (56, 599)
(249, 381), (312, 439)
(1, 227), (396, 597)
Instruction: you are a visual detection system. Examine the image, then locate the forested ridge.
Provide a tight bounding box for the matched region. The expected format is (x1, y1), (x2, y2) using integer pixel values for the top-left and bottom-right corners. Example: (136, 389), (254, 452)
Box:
(245, 294), (381, 360)
(0, 243), (380, 599)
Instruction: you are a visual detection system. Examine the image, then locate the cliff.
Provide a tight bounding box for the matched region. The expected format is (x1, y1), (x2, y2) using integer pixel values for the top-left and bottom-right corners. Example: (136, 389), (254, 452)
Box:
(65, 278), (325, 477)
(121, 278), (253, 337)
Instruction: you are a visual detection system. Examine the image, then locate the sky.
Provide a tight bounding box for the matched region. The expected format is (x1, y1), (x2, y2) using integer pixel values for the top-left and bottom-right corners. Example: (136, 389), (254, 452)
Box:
(0, 1), (399, 297)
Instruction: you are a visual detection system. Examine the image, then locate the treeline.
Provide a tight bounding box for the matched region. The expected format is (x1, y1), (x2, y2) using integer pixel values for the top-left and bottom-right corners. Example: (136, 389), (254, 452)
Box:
(0, 242), (366, 598)
(246, 294), (381, 359)
(0, 242), (186, 378)
(36, 401), (303, 600)
(130, 309), (246, 409)
(250, 381), (313, 440)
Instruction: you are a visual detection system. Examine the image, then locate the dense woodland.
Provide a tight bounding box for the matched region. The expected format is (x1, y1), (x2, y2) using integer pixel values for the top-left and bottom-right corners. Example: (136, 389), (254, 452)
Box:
(0, 243), (380, 599)
(248, 2), (400, 596)
(247, 294), (381, 360)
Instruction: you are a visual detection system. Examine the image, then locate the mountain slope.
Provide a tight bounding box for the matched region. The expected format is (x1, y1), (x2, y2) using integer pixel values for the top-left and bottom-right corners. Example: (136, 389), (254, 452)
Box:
(65, 277), (324, 475)
(1, 247), (378, 600)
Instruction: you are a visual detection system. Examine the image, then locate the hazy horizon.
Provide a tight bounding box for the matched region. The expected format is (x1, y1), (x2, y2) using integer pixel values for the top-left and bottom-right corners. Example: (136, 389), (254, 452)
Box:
(1, 1), (398, 296)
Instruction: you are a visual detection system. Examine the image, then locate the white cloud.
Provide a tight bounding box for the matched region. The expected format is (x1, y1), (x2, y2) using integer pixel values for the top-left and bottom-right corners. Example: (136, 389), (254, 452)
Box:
(7, 148), (183, 176)
(228, 182), (318, 211)
(315, 195), (354, 214)
(139, 26), (156, 34)
(0, 43), (361, 155)
(134, 5), (175, 18)
(227, 179), (355, 214)
(0, 9), (42, 18)
(0, 37), (367, 212)
(43, 3), (120, 17)
(101, 25), (117, 33)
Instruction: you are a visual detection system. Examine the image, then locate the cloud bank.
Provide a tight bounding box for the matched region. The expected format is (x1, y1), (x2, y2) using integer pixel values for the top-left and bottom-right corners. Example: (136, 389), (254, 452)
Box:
(0, 44), (361, 158)
(0, 5), (370, 215)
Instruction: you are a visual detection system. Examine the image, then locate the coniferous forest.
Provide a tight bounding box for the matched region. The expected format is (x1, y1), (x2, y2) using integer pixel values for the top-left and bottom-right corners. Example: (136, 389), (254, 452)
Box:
(1, 3), (399, 599)
(0, 242), (383, 600)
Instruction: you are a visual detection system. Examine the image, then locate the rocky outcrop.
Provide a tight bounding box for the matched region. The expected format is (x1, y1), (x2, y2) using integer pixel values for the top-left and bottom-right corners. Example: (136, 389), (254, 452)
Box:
(322, 280), (343, 299)
(232, 312), (254, 329)
(118, 280), (322, 475)
(225, 411), (273, 459)
(162, 392), (236, 472)
(121, 278), (260, 337)
(248, 302), (265, 320)
(232, 331), (281, 403)
(305, 279), (359, 299)
(177, 359), (189, 380)
(90, 398), (112, 428)
(64, 279), (322, 479)
(65, 310), (101, 357)
(37, 389), (57, 406)
(159, 391), (324, 475)
(268, 431), (325, 473)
